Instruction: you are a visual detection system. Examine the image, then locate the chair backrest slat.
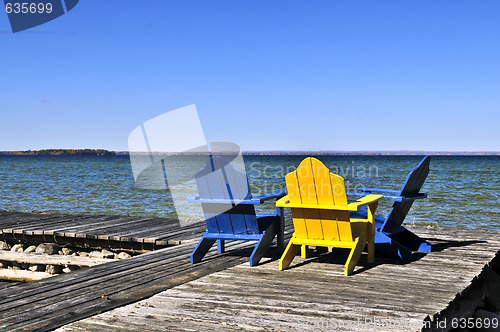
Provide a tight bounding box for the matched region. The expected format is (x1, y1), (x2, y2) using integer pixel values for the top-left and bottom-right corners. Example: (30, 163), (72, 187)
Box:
(313, 159), (340, 241)
(295, 158), (323, 240)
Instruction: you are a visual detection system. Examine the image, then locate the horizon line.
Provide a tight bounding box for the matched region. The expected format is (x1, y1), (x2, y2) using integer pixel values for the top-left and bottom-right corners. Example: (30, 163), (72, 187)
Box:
(0, 149), (499, 156)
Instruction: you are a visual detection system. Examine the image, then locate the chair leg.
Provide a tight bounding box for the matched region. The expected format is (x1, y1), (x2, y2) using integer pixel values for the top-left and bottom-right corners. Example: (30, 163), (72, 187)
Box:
(276, 207), (285, 252)
(190, 235), (216, 264)
(367, 202), (377, 264)
(279, 239), (300, 270)
(367, 225), (375, 264)
(250, 223), (277, 267)
(301, 245), (309, 258)
(217, 240), (225, 253)
(344, 228), (367, 276)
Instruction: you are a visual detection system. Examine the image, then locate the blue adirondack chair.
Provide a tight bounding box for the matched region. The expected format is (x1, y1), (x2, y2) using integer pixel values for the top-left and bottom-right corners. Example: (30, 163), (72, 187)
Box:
(188, 156), (286, 266)
(349, 156), (431, 260)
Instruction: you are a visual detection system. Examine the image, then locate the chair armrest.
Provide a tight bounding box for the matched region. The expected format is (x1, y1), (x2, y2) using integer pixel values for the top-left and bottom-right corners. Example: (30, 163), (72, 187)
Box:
(276, 194), (383, 211)
(347, 190), (427, 202)
(187, 191), (287, 205)
(252, 190), (287, 204)
(187, 197), (256, 205)
(401, 193), (427, 201)
(348, 195), (384, 208)
(356, 187), (400, 195)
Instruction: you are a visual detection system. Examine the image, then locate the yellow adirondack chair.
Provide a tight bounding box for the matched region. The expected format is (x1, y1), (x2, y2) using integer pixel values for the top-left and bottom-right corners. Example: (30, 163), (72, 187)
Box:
(277, 157), (383, 276)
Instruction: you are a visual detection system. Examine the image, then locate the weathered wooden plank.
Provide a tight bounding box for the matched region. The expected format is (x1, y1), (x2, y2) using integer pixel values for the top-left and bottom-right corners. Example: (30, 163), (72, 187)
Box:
(118, 293), (423, 329)
(153, 221), (207, 240)
(143, 226), (207, 244)
(1, 212), (203, 246)
(3, 215), (99, 242)
(0, 211), (22, 220)
(1, 212), (204, 251)
(0, 213), (61, 227)
(0, 269), (53, 282)
(7, 216), (154, 241)
(51, 215), (129, 234)
(71, 217), (156, 235)
(180, 269), (457, 308)
(3, 215), (94, 233)
(24, 215), (101, 231)
(118, 221), (199, 239)
(64, 318), (244, 332)
(110, 222), (177, 239)
(0, 251), (116, 267)
(0, 280), (20, 288)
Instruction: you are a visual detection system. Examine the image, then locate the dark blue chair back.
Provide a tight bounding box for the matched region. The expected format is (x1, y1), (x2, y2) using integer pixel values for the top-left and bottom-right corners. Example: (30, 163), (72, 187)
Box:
(195, 156), (260, 235)
(381, 156), (431, 233)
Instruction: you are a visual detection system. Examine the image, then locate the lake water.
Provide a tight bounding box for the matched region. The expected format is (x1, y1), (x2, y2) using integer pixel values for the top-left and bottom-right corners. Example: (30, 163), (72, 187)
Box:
(0, 155), (498, 231)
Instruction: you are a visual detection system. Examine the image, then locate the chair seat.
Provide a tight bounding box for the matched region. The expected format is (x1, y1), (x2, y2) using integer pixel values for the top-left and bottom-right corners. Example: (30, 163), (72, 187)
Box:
(289, 221), (369, 249)
(202, 215), (279, 241)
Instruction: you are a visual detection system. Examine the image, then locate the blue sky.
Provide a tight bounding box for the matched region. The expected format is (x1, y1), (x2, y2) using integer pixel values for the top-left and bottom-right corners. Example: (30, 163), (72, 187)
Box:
(1, 0), (499, 152)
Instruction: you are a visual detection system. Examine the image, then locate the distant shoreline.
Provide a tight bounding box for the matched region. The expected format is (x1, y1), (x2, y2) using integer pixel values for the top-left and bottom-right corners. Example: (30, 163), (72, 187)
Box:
(0, 149), (115, 156)
(0, 149), (498, 156)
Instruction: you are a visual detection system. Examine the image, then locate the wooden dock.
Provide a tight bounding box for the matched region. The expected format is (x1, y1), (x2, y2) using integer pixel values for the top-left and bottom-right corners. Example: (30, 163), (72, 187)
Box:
(0, 211), (498, 331)
(0, 211), (273, 331)
(0, 211), (205, 250)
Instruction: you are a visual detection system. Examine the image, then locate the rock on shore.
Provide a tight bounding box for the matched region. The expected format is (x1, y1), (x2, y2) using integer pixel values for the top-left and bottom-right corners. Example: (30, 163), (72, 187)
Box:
(0, 240), (136, 281)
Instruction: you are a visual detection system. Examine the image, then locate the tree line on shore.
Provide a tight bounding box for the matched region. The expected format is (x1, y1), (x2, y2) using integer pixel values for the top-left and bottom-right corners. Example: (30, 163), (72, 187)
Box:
(0, 149), (115, 156)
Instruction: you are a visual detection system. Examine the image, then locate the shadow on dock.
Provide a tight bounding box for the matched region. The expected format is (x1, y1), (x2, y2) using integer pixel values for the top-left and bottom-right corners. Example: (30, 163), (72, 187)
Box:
(430, 238), (488, 252)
